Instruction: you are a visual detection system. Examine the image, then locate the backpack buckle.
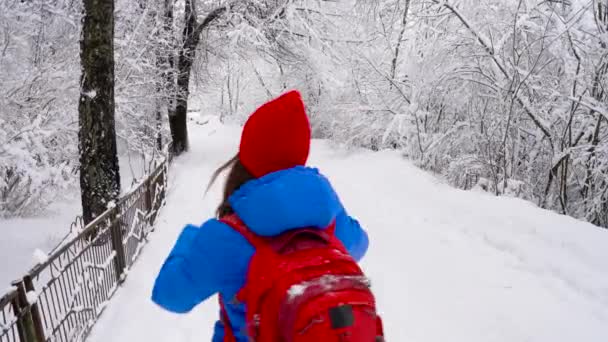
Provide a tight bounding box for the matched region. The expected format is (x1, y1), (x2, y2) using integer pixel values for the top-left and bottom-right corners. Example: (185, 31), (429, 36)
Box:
(328, 305), (355, 329)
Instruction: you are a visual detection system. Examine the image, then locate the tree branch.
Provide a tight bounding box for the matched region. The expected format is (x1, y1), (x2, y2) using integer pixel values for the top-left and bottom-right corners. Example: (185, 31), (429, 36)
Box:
(432, 0), (554, 143)
(184, 5), (230, 51)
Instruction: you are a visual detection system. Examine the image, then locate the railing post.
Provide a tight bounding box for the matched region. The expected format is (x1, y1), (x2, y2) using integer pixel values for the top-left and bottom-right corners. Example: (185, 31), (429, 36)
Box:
(144, 178), (153, 226)
(10, 291), (27, 342)
(109, 208), (127, 282)
(163, 160), (169, 201)
(167, 142), (174, 164)
(13, 279), (44, 342)
(23, 276), (45, 342)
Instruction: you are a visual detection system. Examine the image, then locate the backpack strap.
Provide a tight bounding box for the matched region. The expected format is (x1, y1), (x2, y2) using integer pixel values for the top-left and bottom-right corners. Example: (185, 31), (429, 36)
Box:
(220, 214), (266, 248)
(327, 219), (336, 235)
(221, 214), (338, 250)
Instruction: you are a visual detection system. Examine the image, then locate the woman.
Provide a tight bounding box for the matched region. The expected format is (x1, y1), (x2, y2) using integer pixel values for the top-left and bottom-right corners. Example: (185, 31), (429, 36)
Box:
(151, 90), (370, 341)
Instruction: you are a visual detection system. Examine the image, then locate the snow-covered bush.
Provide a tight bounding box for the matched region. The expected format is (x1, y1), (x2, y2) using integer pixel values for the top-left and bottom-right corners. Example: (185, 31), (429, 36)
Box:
(0, 0), (80, 216)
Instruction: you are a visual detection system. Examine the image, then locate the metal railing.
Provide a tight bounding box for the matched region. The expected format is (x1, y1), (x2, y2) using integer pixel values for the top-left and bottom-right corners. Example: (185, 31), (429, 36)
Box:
(1, 148), (172, 342)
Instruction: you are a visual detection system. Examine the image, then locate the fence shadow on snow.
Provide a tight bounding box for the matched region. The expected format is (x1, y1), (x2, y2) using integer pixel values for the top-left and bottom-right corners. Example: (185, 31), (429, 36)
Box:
(1, 147), (173, 342)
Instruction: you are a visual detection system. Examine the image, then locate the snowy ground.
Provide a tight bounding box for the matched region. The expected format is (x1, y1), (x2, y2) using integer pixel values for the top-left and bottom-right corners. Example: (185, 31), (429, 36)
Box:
(86, 120), (608, 342)
(0, 201), (79, 288)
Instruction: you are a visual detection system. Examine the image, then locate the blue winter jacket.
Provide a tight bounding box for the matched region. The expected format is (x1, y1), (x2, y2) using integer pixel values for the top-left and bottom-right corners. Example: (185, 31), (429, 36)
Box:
(151, 166), (369, 341)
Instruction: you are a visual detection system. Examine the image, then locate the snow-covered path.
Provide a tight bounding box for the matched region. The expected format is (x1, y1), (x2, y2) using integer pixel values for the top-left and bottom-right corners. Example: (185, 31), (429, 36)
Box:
(88, 120), (608, 342)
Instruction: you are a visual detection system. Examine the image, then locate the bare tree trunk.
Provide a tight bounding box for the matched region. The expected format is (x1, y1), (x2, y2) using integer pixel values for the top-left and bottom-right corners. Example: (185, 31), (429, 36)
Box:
(169, 2), (228, 155)
(170, 0), (196, 155)
(78, 0), (120, 225)
(390, 0), (410, 81)
(156, 104), (163, 151)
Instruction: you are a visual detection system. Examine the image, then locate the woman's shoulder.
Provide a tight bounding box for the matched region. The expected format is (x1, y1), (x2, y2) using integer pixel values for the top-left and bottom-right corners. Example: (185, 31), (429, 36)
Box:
(195, 218), (253, 243)
(169, 218), (251, 255)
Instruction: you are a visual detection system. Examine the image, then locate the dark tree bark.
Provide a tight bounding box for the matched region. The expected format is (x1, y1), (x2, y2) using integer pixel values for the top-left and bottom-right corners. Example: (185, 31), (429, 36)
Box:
(390, 0), (411, 81)
(78, 0), (121, 225)
(169, 0), (196, 155)
(169, 2), (227, 155)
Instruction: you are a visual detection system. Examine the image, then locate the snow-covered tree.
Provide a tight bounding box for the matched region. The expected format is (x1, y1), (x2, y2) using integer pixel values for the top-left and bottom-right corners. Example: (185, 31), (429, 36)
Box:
(0, 0), (174, 217)
(0, 0), (80, 216)
(2, 0), (607, 229)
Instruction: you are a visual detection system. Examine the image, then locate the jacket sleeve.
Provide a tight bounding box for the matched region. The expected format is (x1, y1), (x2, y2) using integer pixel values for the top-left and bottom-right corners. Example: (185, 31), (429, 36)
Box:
(334, 209), (369, 262)
(151, 219), (254, 314)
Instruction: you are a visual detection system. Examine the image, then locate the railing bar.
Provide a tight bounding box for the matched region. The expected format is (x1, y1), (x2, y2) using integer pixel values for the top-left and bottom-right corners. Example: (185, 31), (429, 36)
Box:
(84, 245), (98, 322)
(96, 243), (106, 301)
(65, 255), (82, 340)
(3, 317), (8, 342)
(91, 243), (102, 308)
(102, 241), (111, 293)
(49, 279), (63, 333)
(88, 244), (97, 310)
(131, 213), (139, 265)
(75, 256), (93, 328)
(58, 271), (75, 341)
(51, 276), (66, 331)
(124, 221), (131, 268)
(98, 246), (107, 303)
(104, 240), (114, 298)
(53, 324), (60, 342)
(40, 287), (53, 333)
(81, 247), (95, 317)
(95, 243), (105, 303)
(100, 244), (109, 307)
(59, 317), (68, 342)
(85, 249), (98, 319)
(95, 242), (106, 307)
(121, 213), (130, 268)
(54, 279), (68, 339)
(55, 315), (65, 342)
(50, 304), (86, 342)
(109, 241), (119, 290)
(98, 238), (114, 301)
(57, 272), (70, 326)
(131, 207), (137, 265)
(76, 260), (89, 334)
(38, 284), (49, 336)
(72, 256), (85, 331)
(0, 307), (7, 342)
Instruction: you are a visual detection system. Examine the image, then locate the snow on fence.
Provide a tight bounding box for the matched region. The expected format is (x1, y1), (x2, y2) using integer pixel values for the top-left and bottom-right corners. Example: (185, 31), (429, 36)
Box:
(0, 147), (172, 342)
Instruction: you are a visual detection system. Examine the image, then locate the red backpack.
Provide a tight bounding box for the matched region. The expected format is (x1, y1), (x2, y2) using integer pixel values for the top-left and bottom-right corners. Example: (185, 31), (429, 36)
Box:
(219, 214), (384, 342)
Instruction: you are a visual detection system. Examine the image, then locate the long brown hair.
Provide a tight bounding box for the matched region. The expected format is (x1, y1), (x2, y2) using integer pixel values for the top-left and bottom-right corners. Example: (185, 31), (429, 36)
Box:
(206, 154), (255, 218)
